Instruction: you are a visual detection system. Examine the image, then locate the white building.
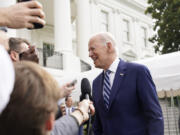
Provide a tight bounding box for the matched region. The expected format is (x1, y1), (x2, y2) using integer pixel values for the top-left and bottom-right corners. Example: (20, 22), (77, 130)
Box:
(1, 0), (155, 74)
(2, 2), (180, 133)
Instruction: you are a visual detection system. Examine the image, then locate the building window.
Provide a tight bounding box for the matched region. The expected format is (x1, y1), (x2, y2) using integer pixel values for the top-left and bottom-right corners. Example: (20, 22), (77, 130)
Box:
(43, 43), (54, 67)
(140, 27), (147, 47)
(100, 11), (108, 32)
(122, 19), (130, 42)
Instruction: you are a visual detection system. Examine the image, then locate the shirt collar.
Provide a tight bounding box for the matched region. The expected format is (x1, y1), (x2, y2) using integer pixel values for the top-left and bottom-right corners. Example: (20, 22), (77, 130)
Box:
(108, 57), (120, 73)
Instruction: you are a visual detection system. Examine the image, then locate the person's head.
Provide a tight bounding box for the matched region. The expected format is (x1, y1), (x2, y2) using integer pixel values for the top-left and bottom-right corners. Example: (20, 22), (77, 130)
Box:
(88, 32), (118, 70)
(8, 37), (29, 62)
(65, 96), (73, 108)
(0, 61), (60, 135)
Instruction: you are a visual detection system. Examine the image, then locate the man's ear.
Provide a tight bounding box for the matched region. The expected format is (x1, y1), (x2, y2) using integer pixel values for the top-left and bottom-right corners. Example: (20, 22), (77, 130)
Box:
(106, 42), (113, 53)
(10, 51), (18, 62)
(45, 113), (55, 131)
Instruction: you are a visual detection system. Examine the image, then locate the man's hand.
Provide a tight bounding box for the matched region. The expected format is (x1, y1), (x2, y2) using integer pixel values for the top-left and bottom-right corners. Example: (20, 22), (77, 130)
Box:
(78, 100), (95, 116)
(60, 104), (66, 116)
(71, 100), (95, 125)
(0, 1), (45, 29)
(59, 83), (75, 98)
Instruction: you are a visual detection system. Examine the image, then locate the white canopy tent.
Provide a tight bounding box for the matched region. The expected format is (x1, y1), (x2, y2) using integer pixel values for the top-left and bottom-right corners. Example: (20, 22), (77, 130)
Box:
(134, 52), (180, 90)
(134, 52), (180, 98)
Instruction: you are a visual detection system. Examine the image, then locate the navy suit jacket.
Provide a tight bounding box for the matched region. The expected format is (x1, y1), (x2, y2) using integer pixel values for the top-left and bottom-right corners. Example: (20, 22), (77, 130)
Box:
(92, 60), (164, 135)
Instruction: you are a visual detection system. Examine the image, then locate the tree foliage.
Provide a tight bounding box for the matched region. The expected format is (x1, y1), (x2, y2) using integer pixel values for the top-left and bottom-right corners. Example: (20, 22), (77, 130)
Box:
(145, 0), (180, 54)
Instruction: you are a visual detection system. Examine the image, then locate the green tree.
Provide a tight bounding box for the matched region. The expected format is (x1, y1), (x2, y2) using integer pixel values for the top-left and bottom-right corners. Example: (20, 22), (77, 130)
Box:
(145, 0), (180, 54)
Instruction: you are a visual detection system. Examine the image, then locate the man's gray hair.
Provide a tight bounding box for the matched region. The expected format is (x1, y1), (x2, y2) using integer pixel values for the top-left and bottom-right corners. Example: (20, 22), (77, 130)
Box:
(89, 32), (119, 55)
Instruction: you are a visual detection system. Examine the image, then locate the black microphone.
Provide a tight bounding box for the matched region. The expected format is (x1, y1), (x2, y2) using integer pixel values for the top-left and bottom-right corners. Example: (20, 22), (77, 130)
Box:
(80, 78), (92, 135)
(80, 78), (92, 101)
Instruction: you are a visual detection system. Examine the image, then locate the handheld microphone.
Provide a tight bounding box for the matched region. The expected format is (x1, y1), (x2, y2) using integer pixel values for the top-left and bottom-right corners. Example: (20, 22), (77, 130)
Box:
(80, 78), (92, 101)
(80, 78), (92, 135)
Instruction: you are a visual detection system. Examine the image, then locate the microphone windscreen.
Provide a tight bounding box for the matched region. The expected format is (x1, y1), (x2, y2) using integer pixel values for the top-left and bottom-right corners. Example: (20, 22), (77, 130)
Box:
(81, 78), (91, 95)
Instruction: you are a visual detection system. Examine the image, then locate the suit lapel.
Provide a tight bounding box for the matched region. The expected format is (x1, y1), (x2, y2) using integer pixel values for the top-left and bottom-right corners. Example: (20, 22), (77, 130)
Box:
(96, 72), (106, 109)
(108, 60), (127, 110)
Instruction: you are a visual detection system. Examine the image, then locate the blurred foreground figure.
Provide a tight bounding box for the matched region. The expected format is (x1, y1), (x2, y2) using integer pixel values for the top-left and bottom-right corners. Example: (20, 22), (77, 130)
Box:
(0, 61), (95, 135)
(0, 46), (14, 114)
(0, 0), (45, 115)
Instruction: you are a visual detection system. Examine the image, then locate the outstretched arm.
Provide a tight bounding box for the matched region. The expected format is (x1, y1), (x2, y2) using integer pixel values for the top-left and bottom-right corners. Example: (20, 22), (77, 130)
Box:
(0, 1), (45, 29)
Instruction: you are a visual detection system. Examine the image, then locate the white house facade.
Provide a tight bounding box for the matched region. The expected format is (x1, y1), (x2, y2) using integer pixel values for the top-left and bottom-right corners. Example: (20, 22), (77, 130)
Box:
(1, 0), (155, 74)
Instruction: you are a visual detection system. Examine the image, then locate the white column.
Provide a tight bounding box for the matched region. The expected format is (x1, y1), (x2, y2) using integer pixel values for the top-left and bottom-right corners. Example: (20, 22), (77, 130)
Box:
(90, 1), (99, 33)
(54, 0), (72, 53)
(117, 10), (124, 58)
(108, 10), (115, 35)
(114, 10), (122, 57)
(76, 0), (91, 62)
(134, 19), (142, 59)
(54, 0), (81, 72)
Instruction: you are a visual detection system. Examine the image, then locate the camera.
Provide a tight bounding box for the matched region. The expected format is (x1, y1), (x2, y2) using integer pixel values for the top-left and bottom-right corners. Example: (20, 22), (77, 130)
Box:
(18, 0), (44, 29)
(68, 79), (77, 87)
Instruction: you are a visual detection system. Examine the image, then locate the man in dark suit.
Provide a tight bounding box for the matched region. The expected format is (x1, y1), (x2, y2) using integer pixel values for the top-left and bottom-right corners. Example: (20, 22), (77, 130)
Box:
(88, 32), (164, 135)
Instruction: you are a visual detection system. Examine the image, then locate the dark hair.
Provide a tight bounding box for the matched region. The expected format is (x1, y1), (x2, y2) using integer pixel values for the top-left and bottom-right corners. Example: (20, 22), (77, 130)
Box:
(65, 95), (72, 101)
(0, 61), (60, 135)
(8, 37), (30, 53)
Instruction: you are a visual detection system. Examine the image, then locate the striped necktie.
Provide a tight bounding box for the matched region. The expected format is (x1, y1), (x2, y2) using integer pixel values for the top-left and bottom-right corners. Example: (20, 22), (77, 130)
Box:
(103, 70), (111, 109)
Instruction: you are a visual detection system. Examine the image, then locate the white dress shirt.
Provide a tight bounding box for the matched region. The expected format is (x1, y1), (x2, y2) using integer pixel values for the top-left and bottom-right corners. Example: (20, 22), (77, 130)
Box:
(65, 107), (73, 115)
(105, 58), (120, 88)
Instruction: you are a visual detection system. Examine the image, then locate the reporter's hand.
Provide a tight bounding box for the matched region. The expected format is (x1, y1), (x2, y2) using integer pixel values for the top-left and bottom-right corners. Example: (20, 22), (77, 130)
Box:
(78, 100), (95, 116)
(71, 100), (95, 125)
(59, 83), (75, 98)
(60, 104), (66, 116)
(0, 1), (45, 29)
